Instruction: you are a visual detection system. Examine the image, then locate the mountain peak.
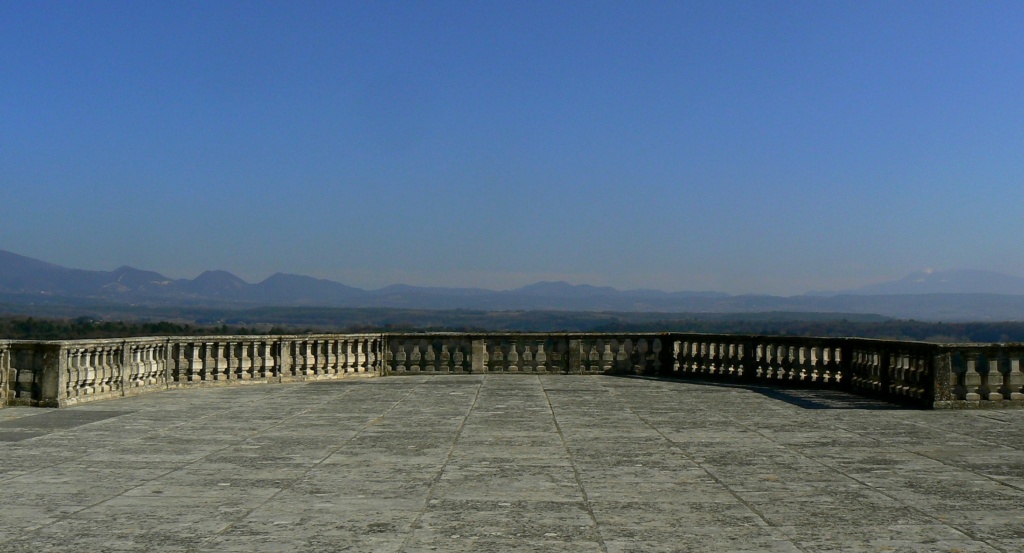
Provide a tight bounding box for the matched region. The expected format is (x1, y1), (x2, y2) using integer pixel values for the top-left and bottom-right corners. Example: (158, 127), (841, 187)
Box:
(841, 268), (1024, 296)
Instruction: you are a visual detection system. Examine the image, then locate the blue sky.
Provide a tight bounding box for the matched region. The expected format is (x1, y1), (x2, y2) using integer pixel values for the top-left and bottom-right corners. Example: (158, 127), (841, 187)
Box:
(2, 1), (1022, 295)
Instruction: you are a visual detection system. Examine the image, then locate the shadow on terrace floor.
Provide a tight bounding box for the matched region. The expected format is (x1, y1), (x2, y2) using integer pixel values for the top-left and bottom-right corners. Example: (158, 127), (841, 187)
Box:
(613, 374), (917, 410)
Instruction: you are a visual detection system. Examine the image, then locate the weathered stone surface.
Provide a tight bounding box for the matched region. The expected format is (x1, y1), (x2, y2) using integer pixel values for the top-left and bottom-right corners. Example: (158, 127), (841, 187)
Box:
(0, 375), (1022, 552)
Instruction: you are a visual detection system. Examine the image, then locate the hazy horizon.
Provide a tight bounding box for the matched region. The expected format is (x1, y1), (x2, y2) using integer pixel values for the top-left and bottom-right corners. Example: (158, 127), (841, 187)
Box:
(3, 2), (1023, 295)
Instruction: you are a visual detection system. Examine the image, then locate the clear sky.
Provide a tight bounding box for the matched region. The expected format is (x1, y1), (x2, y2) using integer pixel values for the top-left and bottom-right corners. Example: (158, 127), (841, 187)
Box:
(2, 1), (1023, 295)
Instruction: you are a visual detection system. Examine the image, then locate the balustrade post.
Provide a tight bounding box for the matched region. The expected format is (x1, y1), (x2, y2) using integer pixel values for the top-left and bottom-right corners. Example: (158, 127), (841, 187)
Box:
(471, 339), (486, 373)
(568, 339), (582, 374)
(1010, 353), (1024, 400)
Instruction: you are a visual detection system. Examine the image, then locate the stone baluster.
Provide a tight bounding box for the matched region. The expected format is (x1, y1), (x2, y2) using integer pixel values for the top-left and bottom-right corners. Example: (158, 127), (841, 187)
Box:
(202, 341), (214, 381)
(138, 344), (149, 386)
(353, 339), (366, 373)
(848, 349), (863, 389)
(313, 340), (323, 376)
(723, 342), (736, 378)
(169, 342), (183, 383)
(593, 339), (606, 372)
(242, 341), (255, 380)
(902, 352), (926, 399)
(407, 340), (421, 372)
(983, 353), (1010, 401)
(593, 339), (606, 373)
(762, 344), (777, 380)
(87, 348), (101, 393)
(1010, 352), (1024, 400)
(651, 338), (663, 375)
(107, 346), (119, 391)
(317, 340), (329, 375)
(688, 340), (702, 375)
(814, 346), (828, 384)
(610, 339), (626, 373)
(392, 339), (407, 373)
(437, 342), (450, 373)
(338, 339), (351, 373)
(139, 345), (150, 385)
(535, 341), (548, 373)
(305, 340), (318, 376)
(748, 343), (764, 379)
(199, 342), (213, 381)
(795, 346), (811, 382)
(251, 341), (264, 379)
(634, 339), (647, 374)
(289, 341), (302, 377)
(850, 349), (868, 390)
(889, 352), (908, 397)
(451, 339), (466, 373)
(186, 343), (200, 382)
(72, 349), (85, 397)
(722, 342), (737, 377)
(704, 341), (717, 375)
(509, 339), (524, 372)
(150, 344), (162, 385)
(330, 339), (342, 375)
(68, 349), (83, 398)
(129, 345), (141, 387)
(423, 340), (437, 372)
(293, 340), (306, 376)
(551, 339), (566, 373)
(962, 353), (985, 401)
(706, 342), (721, 376)
(217, 342), (231, 380)
(685, 341), (697, 374)
(323, 340), (336, 375)
(98, 348), (112, 392)
(785, 345), (800, 381)
(525, 341), (539, 373)
(267, 340), (280, 377)
(668, 340), (680, 375)
(493, 340), (508, 372)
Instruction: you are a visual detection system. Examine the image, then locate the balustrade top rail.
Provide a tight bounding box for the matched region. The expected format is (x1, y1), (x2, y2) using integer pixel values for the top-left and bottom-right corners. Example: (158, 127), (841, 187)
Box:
(1, 332), (1022, 409)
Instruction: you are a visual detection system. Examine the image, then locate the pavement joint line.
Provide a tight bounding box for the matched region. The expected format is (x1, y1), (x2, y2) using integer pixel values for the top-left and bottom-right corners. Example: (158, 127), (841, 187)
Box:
(2, 376), (1022, 551)
(0, 385), (351, 547)
(0, 385), (302, 487)
(199, 379), (434, 548)
(397, 376), (484, 552)
(839, 415), (1024, 494)
(539, 375), (609, 553)
(94, 385), (362, 505)
(691, 391), (1011, 553)
(602, 379), (811, 553)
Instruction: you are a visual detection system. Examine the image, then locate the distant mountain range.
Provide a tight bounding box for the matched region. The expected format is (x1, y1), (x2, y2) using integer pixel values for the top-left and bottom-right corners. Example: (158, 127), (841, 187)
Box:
(3, 249), (1024, 320)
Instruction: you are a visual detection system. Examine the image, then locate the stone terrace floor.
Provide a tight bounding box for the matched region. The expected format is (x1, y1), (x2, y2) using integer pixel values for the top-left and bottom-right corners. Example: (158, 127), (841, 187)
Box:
(1, 376), (1023, 553)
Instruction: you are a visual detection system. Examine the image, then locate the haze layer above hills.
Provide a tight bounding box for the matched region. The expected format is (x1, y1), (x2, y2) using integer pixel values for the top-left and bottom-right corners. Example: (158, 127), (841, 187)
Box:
(2, 249), (1024, 321)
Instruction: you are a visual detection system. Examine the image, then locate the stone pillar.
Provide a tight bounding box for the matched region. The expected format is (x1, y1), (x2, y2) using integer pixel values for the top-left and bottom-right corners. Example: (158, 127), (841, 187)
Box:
(471, 339), (487, 373)
(42, 345), (63, 407)
(930, 352), (953, 405)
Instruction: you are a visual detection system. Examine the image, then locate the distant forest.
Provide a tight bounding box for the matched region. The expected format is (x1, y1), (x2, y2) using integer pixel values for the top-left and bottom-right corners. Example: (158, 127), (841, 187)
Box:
(2, 310), (1024, 342)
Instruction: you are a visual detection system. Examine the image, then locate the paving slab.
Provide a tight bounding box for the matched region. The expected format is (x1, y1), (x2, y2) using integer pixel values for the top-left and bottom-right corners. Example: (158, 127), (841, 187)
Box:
(1, 375), (1023, 552)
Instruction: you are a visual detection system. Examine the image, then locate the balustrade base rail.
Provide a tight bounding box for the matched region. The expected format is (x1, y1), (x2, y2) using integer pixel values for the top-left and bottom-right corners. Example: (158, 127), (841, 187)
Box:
(2, 333), (1022, 409)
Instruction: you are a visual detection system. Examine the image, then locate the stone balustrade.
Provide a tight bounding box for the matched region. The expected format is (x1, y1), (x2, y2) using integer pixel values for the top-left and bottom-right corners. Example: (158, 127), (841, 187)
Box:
(1, 333), (1022, 408)
(939, 344), (1024, 405)
(384, 333), (668, 375)
(1, 334), (382, 407)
